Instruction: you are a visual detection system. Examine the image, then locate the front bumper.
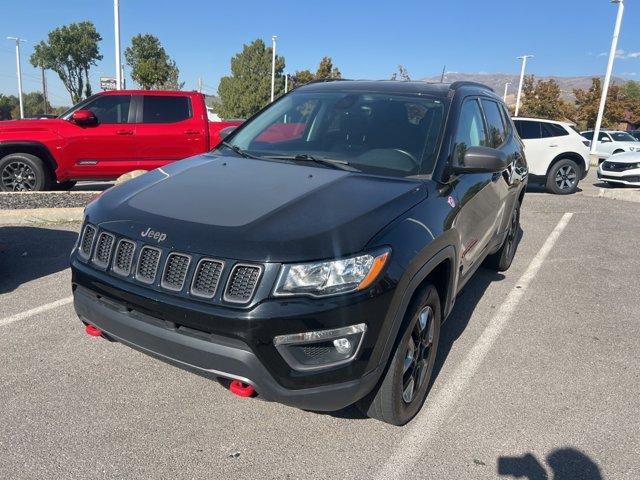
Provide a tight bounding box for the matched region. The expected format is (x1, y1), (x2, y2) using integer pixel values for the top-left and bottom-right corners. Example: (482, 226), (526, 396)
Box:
(597, 167), (640, 186)
(71, 258), (393, 411)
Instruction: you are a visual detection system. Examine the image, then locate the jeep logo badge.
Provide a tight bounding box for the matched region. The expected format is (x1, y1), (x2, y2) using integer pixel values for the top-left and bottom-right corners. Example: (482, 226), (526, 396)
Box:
(141, 227), (167, 243)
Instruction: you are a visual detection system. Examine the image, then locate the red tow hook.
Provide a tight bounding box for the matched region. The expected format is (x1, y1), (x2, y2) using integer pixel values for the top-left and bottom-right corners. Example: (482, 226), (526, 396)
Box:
(229, 380), (255, 398)
(85, 324), (103, 337)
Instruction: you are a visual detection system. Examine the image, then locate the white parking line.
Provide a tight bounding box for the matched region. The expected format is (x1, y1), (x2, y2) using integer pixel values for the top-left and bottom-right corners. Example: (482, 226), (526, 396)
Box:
(376, 212), (574, 479)
(0, 296), (73, 328)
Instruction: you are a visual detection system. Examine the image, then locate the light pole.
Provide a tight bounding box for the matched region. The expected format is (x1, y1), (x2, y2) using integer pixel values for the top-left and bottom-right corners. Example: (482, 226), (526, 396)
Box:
(284, 73), (289, 94)
(503, 82), (512, 102)
(114, 0), (122, 90)
(591, 0), (625, 157)
(7, 37), (26, 119)
(270, 35), (277, 102)
(515, 55), (533, 117)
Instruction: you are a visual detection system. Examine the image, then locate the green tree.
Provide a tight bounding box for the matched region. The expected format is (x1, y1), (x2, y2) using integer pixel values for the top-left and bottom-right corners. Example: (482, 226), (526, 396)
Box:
(158, 60), (185, 90)
(217, 39), (285, 118)
(125, 34), (176, 90)
(573, 78), (627, 130)
(30, 21), (103, 104)
(519, 76), (574, 121)
(315, 56), (342, 80)
(291, 57), (342, 88)
(10, 92), (54, 119)
(0, 94), (19, 120)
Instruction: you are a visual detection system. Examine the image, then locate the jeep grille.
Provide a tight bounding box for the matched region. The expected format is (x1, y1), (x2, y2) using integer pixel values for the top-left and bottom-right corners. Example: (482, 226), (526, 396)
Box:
(79, 224), (97, 259)
(191, 259), (224, 298)
(112, 239), (136, 276)
(136, 246), (162, 284)
(92, 232), (115, 268)
(161, 253), (191, 291)
(224, 264), (262, 303)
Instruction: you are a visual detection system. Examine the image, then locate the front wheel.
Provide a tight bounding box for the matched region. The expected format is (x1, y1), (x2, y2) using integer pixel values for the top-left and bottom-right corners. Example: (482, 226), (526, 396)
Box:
(0, 153), (52, 191)
(546, 159), (579, 195)
(358, 285), (441, 426)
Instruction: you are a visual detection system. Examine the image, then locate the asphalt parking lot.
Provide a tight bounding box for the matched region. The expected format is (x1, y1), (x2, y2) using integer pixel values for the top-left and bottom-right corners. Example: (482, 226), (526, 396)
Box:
(1, 184), (639, 479)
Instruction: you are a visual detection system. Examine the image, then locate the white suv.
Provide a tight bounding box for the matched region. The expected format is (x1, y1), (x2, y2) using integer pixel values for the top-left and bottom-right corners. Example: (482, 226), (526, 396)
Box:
(513, 118), (590, 194)
(580, 130), (640, 156)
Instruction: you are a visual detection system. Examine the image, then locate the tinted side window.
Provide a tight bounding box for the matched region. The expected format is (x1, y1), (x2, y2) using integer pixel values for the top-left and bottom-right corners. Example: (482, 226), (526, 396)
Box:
(453, 99), (487, 164)
(581, 131), (593, 140)
(599, 132), (610, 141)
(542, 123), (569, 138)
(514, 120), (541, 140)
(142, 96), (192, 123)
(481, 99), (507, 147)
(85, 95), (131, 124)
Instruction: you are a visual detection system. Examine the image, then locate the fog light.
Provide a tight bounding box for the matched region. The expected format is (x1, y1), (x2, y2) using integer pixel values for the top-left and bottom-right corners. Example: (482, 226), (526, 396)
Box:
(333, 338), (352, 355)
(274, 323), (367, 371)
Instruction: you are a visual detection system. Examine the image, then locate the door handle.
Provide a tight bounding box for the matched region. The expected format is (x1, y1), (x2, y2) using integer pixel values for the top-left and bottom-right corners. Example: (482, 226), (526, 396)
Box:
(183, 129), (200, 135)
(549, 144), (559, 147)
(116, 129), (134, 135)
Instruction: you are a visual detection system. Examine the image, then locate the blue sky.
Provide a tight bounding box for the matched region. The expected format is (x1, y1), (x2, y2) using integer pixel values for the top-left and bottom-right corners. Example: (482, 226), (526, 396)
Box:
(0, 0), (638, 106)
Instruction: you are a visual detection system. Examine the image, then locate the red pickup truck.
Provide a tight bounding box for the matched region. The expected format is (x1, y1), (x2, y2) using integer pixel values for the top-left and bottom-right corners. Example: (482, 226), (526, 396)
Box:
(0, 90), (241, 191)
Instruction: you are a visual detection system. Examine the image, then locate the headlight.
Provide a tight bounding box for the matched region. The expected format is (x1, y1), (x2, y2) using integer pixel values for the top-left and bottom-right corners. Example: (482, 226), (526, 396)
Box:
(274, 249), (390, 297)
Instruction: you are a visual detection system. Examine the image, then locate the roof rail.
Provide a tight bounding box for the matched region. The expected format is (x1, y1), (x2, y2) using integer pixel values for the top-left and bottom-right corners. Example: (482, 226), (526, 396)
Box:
(304, 78), (352, 85)
(449, 81), (494, 93)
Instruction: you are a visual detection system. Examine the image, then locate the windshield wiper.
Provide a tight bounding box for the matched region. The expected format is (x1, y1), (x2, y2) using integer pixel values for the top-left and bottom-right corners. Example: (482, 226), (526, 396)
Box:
(220, 141), (261, 159)
(264, 154), (359, 172)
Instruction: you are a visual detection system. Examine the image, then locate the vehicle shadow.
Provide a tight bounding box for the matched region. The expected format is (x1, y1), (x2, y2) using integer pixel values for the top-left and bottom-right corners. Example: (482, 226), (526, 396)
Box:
(0, 225), (78, 294)
(498, 448), (603, 479)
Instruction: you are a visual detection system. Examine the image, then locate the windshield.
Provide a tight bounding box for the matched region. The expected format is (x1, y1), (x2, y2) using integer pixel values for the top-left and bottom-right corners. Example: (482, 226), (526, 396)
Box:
(223, 91), (446, 177)
(611, 132), (638, 142)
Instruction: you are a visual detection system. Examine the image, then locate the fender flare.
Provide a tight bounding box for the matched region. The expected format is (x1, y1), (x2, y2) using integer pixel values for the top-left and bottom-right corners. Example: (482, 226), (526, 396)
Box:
(377, 245), (457, 374)
(0, 141), (59, 175)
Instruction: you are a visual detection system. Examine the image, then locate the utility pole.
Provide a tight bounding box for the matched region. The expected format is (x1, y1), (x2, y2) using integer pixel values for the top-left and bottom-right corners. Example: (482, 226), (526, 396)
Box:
(270, 35), (277, 102)
(114, 0), (122, 90)
(198, 77), (203, 93)
(284, 73), (289, 93)
(515, 55), (533, 117)
(7, 37), (26, 119)
(503, 82), (512, 102)
(440, 65), (446, 83)
(591, 0), (625, 157)
(41, 66), (48, 114)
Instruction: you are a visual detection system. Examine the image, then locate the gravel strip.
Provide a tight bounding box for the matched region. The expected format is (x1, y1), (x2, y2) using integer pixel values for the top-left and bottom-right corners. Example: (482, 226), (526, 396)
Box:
(0, 192), (99, 210)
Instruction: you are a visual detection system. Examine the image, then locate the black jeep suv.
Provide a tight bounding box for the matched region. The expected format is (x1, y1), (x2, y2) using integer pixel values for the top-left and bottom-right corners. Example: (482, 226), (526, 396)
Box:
(71, 80), (527, 425)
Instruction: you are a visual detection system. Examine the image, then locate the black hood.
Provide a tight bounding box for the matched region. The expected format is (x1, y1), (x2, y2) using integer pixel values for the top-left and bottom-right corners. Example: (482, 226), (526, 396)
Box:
(87, 154), (428, 263)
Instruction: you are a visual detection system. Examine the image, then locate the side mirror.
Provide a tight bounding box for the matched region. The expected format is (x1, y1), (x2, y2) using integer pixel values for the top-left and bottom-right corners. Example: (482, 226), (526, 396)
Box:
(71, 109), (97, 126)
(451, 146), (510, 174)
(219, 125), (237, 141)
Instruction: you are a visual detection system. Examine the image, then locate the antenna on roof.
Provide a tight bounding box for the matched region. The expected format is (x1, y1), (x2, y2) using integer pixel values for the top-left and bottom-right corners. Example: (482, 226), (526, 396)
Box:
(440, 65), (446, 83)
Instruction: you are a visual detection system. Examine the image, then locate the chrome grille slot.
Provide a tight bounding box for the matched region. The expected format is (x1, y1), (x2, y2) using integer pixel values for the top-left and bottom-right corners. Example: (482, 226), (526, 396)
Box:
(92, 232), (115, 269)
(112, 239), (136, 276)
(191, 259), (224, 299)
(135, 246), (162, 284)
(161, 253), (191, 291)
(224, 264), (263, 304)
(79, 224), (97, 259)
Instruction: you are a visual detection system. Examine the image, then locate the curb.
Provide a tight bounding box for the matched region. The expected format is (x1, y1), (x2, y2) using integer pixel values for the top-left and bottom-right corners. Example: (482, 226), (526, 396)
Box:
(0, 207), (84, 225)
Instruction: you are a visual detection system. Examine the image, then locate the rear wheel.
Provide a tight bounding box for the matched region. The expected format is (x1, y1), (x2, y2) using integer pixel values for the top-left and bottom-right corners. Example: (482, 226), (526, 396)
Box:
(0, 153), (52, 191)
(359, 285), (441, 426)
(546, 159), (579, 195)
(485, 200), (520, 272)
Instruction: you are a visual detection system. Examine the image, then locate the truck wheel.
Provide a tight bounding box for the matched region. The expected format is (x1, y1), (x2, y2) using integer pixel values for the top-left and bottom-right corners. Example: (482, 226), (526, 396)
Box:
(485, 201), (520, 272)
(0, 153), (52, 191)
(546, 159), (579, 195)
(359, 284), (441, 426)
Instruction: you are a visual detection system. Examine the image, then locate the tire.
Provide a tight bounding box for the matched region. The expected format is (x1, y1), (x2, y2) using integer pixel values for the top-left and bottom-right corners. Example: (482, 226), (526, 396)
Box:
(0, 153), (52, 191)
(485, 200), (521, 272)
(359, 284), (441, 426)
(54, 180), (77, 191)
(546, 159), (579, 195)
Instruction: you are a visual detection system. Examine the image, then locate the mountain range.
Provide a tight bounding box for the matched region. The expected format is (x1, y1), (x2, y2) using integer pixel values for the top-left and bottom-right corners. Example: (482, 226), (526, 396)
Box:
(420, 72), (628, 104)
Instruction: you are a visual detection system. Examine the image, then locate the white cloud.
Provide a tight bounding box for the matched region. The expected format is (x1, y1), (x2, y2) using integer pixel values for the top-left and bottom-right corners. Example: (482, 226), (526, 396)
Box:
(597, 49), (640, 60)
(629, 52), (640, 59)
